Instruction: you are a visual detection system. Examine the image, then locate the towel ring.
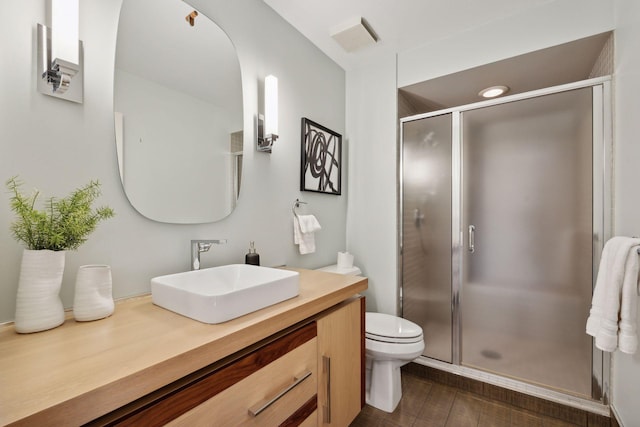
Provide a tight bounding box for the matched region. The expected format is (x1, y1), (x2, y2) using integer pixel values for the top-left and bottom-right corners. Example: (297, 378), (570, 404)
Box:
(293, 199), (307, 215)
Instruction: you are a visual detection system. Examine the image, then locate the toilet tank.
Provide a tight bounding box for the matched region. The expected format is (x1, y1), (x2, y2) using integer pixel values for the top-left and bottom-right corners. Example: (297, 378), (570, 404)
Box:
(316, 264), (362, 276)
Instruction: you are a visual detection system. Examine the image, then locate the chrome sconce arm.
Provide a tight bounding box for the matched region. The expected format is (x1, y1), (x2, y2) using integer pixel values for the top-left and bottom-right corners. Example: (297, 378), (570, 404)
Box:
(42, 56), (78, 94)
(256, 114), (279, 152)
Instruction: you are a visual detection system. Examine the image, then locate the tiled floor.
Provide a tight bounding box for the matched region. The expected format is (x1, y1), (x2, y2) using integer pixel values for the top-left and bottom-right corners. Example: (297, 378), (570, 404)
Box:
(350, 371), (587, 427)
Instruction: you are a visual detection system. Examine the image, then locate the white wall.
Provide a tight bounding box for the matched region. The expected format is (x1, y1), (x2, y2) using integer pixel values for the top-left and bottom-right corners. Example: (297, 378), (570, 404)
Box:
(0, 0), (346, 322)
(398, 0), (615, 88)
(345, 54), (399, 314)
(612, 1), (640, 425)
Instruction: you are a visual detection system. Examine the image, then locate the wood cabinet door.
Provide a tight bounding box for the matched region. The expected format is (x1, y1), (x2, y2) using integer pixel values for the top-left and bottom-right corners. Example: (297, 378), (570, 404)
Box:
(316, 297), (365, 426)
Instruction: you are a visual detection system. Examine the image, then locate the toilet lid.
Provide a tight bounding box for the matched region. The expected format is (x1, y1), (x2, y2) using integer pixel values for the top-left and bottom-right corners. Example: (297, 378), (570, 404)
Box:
(365, 312), (423, 344)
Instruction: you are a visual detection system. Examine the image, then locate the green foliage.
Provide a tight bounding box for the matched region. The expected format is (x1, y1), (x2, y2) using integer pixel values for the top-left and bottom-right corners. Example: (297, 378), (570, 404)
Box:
(6, 177), (115, 251)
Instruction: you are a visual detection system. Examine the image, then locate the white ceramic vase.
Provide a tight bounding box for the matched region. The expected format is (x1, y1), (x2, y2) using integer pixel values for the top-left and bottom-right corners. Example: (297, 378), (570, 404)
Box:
(14, 249), (66, 333)
(73, 265), (114, 321)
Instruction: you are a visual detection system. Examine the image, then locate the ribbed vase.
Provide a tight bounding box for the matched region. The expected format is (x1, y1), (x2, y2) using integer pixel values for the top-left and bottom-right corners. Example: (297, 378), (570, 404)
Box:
(14, 249), (66, 334)
(73, 265), (114, 321)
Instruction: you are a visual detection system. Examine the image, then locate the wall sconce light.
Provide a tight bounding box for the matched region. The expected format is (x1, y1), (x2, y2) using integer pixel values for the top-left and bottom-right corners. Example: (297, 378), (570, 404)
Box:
(37, 0), (84, 103)
(257, 75), (279, 152)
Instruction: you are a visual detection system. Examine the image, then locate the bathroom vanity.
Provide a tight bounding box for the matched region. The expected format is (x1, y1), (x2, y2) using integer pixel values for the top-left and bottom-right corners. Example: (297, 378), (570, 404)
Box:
(0, 268), (367, 426)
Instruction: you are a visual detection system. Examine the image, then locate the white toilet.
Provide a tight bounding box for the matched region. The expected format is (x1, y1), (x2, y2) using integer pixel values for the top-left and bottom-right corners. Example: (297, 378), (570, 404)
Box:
(316, 264), (425, 413)
(365, 312), (424, 412)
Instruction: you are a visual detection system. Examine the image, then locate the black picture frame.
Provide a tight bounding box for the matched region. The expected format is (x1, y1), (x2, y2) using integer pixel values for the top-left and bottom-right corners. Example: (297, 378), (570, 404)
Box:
(300, 118), (342, 195)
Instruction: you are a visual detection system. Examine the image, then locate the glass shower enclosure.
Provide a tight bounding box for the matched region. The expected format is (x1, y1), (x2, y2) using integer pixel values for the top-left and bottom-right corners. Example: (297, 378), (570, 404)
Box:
(400, 79), (611, 401)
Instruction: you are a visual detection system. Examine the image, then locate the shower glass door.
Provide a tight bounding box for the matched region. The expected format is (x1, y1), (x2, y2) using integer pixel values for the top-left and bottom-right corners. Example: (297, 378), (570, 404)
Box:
(460, 88), (594, 396)
(402, 113), (453, 363)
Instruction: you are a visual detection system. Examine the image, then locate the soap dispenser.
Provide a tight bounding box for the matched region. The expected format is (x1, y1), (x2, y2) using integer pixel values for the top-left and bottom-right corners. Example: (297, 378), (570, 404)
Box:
(245, 241), (260, 266)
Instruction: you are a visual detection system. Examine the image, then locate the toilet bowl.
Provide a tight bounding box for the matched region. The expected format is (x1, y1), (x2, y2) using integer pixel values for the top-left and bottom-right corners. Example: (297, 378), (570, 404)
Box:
(316, 264), (425, 413)
(365, 312), (424, 412)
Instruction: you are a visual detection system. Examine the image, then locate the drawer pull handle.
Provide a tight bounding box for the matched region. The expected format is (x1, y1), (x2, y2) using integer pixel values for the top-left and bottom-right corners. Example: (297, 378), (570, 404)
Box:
(323, 355), (331, 423)
(248, 370), (312, 417)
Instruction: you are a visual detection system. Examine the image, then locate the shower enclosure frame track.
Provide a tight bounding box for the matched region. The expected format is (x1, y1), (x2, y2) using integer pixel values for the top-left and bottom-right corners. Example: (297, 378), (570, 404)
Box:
(397, 76), (612, 412)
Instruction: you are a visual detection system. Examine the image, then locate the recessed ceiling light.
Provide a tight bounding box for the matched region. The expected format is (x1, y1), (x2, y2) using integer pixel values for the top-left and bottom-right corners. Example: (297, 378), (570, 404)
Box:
(479, 85), (510, 98)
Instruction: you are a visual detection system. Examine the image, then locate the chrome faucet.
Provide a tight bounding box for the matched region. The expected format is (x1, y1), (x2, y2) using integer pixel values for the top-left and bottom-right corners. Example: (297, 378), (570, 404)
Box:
(191, 239), (227, 270)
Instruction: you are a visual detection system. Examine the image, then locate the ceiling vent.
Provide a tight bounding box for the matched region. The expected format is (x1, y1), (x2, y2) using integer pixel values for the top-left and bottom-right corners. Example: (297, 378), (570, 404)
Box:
(330, 17), (378, 53)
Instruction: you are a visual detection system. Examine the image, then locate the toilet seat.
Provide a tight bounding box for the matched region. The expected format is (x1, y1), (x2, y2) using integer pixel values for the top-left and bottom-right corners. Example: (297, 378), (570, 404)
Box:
(365, 312), (423, 344)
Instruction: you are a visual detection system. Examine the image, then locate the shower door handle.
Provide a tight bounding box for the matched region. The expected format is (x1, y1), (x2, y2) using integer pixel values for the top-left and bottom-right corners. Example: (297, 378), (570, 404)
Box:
(468, 225), (475, 253)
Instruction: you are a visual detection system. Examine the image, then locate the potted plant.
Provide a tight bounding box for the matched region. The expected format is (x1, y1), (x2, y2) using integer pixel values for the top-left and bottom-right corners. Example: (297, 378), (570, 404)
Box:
(6, 177), (114, 333)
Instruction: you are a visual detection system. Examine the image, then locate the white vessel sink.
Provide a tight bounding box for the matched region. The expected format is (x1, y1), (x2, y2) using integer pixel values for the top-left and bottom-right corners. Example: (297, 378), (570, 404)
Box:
(151, 264), (299, 324)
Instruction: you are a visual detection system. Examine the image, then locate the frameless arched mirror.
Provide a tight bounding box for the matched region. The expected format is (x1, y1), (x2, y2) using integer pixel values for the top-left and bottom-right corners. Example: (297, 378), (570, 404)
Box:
(114, 0), (243, 223)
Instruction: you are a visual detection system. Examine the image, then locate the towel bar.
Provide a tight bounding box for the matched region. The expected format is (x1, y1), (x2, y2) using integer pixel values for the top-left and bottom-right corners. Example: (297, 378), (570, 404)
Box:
(292, 199), (307, 215)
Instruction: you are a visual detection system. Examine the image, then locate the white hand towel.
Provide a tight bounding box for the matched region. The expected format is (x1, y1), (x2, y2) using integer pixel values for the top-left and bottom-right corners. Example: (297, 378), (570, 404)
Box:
(586, 236), (640, 354)
(293, 215), (304, 245)
(619, 245), (640, 354)
(293, 214), (321, 255)
(298, 214), (321, 234)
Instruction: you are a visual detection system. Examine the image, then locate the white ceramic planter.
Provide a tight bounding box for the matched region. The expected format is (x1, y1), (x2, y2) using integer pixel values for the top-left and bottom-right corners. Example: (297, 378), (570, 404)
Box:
(14, 249), (66, 333)
(73, 265), (114, 321)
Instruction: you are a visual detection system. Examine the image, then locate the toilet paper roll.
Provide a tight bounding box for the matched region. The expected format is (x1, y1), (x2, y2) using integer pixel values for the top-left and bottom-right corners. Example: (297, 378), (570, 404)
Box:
(337, 251), (354, 269)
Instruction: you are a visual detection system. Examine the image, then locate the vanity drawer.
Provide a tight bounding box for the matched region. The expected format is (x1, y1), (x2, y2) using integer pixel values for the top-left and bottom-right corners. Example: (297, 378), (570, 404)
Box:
(167, 337), (317, 426)
(105, 322), (318, 427)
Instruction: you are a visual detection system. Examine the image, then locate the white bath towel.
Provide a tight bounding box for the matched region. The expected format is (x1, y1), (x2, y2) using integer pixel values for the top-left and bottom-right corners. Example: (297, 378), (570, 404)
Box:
(586, 236), (640, 354)
(293, 214), (321, 255)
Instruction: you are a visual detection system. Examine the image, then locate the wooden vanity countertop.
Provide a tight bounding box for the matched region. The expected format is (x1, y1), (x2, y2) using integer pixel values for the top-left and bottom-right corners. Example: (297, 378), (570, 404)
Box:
(0, 268), (367, 426)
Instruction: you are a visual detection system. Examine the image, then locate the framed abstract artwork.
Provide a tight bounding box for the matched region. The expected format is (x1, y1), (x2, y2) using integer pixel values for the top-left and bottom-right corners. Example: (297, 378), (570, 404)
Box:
(300, 118), (342, 195)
